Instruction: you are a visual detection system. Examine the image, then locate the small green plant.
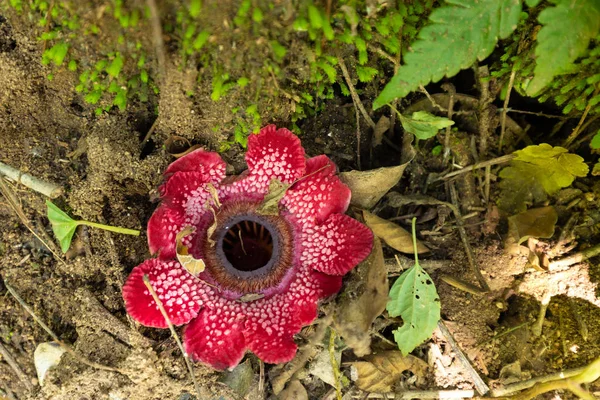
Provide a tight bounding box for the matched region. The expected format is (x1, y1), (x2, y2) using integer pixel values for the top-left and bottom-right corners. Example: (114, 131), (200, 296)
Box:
(386, 217), (440, 356)
(46, 201), (140, 253)
(396, 110), (454, 141)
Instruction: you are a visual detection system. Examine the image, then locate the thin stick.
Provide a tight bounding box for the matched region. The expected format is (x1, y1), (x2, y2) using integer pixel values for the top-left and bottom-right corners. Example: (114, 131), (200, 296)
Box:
(436, 154), (515, 182)
(0, 342), (33, 391)
(146, 0), (165, 83)
(563, 85), (600, 148)
(499, 108), (565, 119)
(0, 179), (67, 267)
(498, 68), (516, 152)
(549, 243), (600, 269)
(484, 165), (491, 204)
(362, 390), (475, 399)
(258, 360), (265, 395)
(0, 161), (63, 198)
(4, 281), (125, 375)
(440, 275), (486, 295)
(570, 114), (600, 149)
(329, 329), (342, 400)
(353, 100), (362, 170)
(337, 57), (376, 128)
(441, 83), (456, 167)
(142, 275), (205, 398)
(448, 182), (490, 292)
(419, 85), (448, 113)
(437, 321), (489, 396)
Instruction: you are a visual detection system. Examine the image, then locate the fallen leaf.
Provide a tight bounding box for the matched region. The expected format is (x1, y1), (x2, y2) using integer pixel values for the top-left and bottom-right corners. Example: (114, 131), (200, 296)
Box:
(508, 206), (558, 245)
(592, 162), (600, 176)
(334, 237), (388, 356)
(351, 350), (428, 392)
(373, 115), (391, 147)
(257, 179), (291, 215)
(34, 342), (66, 386)
(218, 359), (253, 397)
(309, 345), (341, 387)
(165, 135), (202, 158)
(363, 211), (429, 254)
(340, 163), (410, 209)
(176, 226), (206, 276)
(278, 379), (308, 400)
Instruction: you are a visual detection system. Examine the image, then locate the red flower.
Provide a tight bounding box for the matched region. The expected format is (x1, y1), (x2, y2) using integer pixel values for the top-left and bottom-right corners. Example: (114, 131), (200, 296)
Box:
(123, 125), (373, 370)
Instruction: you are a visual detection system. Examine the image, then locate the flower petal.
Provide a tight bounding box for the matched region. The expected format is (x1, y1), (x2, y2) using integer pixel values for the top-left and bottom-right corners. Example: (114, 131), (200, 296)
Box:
(243, 125), (306, 193)
(243, 295), (298, 364)
(184, 306), (246, 370)
(287, 267), (343, 326)
(301, 213), (373, 275)
(147, 204), (184, 259)
(123, 259), (209, 328)
(164, 148), (226, 184)
(149, 172), (215, 259)
(282, 155), (351, 226)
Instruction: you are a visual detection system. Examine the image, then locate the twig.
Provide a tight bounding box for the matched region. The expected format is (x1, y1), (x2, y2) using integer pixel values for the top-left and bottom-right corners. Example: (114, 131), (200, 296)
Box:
(563, 85), (600, 148)
(570, 114), (600, 149)
(441, 83), (456, 167)
(0, 342), (33, 391)
(140, 115), (159, 150)
(272, 315), (332, 394)
(531, 292), (552, 337)
(484, 165), (491, 204)
(549, 243), (600, 269)
(419, 85), (447, 113)
(498, 68), (516, 152)
(3, 281), (126, 375)
(146, 0), (166, 84)
(435, 154), (515, 182)
(367, 43), (397, 64)
(258, 360), (265, 395)
(0, 178), (67, 267)
(353, 99), (362, 170)
(440, 275), (486, 295)
(448, 182), (490, 292)
(329, 329), (342, 400)
(475, 321), (531, 348)
(0, 161), (63, 198)
(498, 108), (565, 119)
(361, 390), (475, 399)
(337, 57), (376, 129)
(142, 275), (206, 399)
(437, 321), (489, 396)
(475, 65), (493, 157)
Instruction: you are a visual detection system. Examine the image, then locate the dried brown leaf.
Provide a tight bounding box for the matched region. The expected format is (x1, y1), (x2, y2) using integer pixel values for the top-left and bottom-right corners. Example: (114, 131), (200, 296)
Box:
(334, 238), (388, 356)
(373, 115), (391, 147)
(340, 163), (410, 209)
(363, 211), (429, 254)
(278, 379), (308, 400)
(508, 206), (558, 245)
(352, 350), (429, 393)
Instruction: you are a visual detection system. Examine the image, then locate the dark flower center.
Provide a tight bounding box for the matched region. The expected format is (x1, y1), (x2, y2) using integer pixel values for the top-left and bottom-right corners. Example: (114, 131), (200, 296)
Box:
(221, 218), (274, 272)
(215, 214), (281, 279)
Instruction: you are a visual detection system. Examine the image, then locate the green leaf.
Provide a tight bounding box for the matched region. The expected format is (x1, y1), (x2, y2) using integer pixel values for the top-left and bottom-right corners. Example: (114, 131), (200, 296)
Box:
(356, 66), (378, 83)
(526, 0), (600, 95)
(84, 90), (103, 104)
(106, 54), (124, 78)
(192, 30), (210, 50)
(399, 111), (454, 140)
(271, 41), (287, 61)
(252, 7), (264, 23)
(525, 0), (541, 6)
(374, 0), (521, 109)
(498, 144), (589, 213)
(237, 77), (249, 87)
(591, 130), (600, 149)
(189, 0), (202, 18)
(308, 5), (323, 29)
(386, 218), (440, 356)
(46, 200), (80, 253)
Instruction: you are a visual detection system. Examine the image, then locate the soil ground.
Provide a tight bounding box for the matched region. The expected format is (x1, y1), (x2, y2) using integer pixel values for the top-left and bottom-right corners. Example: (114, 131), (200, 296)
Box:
(1, 2), (599, 400)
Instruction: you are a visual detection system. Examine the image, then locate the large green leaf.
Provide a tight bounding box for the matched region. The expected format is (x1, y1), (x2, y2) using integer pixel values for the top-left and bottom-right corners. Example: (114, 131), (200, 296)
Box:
(386, 219), (440, 356)
(46, 200), (80, 253)
(526, 0), (600, 95)
(498, 144), (589, 213)
(399, 111), (454, 140)
(374, 0), (521, 109)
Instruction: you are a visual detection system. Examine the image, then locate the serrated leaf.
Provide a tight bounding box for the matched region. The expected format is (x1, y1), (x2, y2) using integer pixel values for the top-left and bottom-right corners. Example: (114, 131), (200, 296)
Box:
(374, 0), (521, 109)
(498, 144), (589, 213)
(363, 211), (429, 254)
(340, 163), (411, 209)
(351, 351), (428, 393)
(527, 0), (600, 95)
(46, 200), (80, 253)
(387, 262), (440, 355)
(356, 66), (378, 83)
(399, 111), (454, 140)
(508, 206), (558, 245)
(106, 54), (124, 78)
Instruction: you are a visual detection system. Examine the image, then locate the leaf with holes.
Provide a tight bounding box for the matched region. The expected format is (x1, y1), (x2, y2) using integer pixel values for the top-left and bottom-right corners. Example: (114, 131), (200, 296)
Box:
(399, 111), (454, 141)
(386, 218), (440, 356)
(373, 0), (521, 108)
(526, 0), (600, 95)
